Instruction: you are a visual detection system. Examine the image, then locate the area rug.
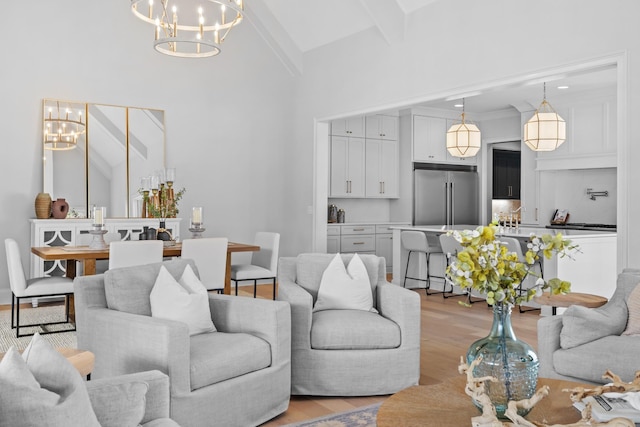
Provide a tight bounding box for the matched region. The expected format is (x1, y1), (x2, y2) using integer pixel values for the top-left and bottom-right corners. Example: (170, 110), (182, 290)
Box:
(283, 403), (380, 427)
(0, 305), (77, 352)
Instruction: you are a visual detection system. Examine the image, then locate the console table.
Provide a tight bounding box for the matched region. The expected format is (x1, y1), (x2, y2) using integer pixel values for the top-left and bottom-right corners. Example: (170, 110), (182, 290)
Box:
(29, 218), (181, 279)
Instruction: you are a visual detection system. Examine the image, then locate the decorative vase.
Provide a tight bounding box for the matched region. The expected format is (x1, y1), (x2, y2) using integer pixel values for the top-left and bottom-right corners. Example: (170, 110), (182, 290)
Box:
(51, 198), (69, 219)
(35, 193), (52, 219)
(157, 221), (172, 241)
(466, 303), (539, 419)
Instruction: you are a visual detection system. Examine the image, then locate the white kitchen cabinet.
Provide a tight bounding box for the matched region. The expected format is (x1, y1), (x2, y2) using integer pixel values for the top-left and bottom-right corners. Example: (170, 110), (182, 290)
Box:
(327, 225), (341, 253)
(534, 96), (617, 170)
(330, 136), (365, 197)
(366, 114), (398, 140)
(365, 139), (399, 198)
(331, 116), (365, 138)
(413, 115), (478, 165)
(413, 115), (448, 162)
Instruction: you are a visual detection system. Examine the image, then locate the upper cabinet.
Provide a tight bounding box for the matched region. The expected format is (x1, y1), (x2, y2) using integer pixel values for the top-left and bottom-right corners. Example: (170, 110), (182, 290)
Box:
(412, 115), (477, 165)
(330, 136), (366, 197)
(532, 95), (616, 170)
(329, 115), (399, 199)
(331, 116), (365, 138)
(492, 149), (521, 199)
(365, 114), (398, 140)
(365, 139), (398, 198)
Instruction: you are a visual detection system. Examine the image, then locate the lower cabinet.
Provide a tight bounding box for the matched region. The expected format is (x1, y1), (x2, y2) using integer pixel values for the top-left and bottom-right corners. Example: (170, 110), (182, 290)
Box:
(326, 223), (410, 272)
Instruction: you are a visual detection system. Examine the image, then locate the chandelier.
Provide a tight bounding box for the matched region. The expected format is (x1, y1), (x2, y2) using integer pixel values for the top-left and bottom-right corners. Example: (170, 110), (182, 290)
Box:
(43, 100), (86, 151)
(524, 82), (566, 151)
(131, 0), (244, 58)
(446, 98), (481, 158)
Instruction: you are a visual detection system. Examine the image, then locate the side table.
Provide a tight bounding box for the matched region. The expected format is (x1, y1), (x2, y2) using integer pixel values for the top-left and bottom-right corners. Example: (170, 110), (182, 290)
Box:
(377, 376), (589, 426)
(0, 347), (95, 380)
(533, 292), (608, 315)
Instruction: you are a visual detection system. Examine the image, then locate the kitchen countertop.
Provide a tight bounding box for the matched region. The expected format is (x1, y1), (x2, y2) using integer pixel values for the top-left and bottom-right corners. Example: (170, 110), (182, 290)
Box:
(389, 224), (617, 239)
(328, 221), (412, 226)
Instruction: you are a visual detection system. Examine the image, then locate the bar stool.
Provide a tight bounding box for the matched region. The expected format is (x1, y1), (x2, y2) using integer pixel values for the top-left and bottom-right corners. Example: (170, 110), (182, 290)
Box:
(439, 234), (482, 304)
(501, 237), (542, 313)
(401, 231), (446, 295)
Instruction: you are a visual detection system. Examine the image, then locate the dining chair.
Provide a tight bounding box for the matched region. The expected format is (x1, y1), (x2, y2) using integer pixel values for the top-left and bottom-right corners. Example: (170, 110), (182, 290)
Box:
(181, 237), (228, 293)
(4, 238), (75, 337)
(231, 232), (280, 299)
(108, 240), (164, 270)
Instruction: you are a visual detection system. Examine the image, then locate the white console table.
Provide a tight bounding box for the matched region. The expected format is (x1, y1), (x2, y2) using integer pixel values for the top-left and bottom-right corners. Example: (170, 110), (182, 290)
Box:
(29, 218), (181, 279)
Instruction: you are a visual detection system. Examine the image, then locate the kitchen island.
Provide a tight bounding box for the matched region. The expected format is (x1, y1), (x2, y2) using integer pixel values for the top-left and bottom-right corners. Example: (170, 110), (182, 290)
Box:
(390, 225), (617, 308)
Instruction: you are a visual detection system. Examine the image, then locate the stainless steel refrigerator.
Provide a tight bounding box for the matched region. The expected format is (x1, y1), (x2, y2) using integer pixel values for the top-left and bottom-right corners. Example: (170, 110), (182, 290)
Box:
(413, 164), (479, 226)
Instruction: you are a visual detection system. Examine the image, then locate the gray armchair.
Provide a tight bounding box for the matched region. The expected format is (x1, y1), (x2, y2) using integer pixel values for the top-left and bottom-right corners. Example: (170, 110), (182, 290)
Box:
(538, 268), (640, 384)
(277, 253), (421, 396)
(74, 259), (291, 427)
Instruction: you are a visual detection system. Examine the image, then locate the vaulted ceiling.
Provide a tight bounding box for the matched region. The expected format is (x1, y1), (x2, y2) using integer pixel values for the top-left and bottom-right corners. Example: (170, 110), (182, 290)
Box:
(245, 0), (441, 75)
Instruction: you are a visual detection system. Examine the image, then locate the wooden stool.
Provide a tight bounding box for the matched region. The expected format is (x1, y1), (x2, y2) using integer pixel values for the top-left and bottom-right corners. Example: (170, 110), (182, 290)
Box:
(533, 292), (608, 315)
(0, 347), (95, 380)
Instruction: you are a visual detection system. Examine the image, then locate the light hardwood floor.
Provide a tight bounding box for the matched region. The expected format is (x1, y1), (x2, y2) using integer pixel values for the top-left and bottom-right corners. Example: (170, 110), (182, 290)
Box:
(252, 282), (540, 426)
(1, 282), (540, 426)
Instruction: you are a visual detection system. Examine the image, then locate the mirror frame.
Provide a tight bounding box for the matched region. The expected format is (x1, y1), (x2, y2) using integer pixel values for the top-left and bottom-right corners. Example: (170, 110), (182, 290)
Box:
(42, 98), (166, 218)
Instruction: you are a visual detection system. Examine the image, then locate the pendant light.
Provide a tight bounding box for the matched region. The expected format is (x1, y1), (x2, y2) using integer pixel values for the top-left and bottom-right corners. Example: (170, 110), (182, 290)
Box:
(446, 98), (481, 158)
(524, 82), (566, 151)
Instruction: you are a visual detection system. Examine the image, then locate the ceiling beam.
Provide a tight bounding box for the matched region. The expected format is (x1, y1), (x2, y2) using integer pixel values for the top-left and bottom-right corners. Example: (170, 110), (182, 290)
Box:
(359, 0), (406, 45)
(244, 0), (303, 76)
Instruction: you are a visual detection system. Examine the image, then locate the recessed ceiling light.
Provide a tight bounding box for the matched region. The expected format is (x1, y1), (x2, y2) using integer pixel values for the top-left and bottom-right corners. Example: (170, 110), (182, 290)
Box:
(557, 85), (569, 89)
(454, 104), (464, 108)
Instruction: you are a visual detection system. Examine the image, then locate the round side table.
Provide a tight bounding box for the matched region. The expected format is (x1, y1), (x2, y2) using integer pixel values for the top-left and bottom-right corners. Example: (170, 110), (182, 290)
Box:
(533, 292), (608, 315)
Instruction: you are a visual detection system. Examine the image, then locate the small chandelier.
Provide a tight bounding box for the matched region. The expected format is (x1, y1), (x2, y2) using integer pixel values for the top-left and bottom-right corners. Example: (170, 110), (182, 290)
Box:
(446, 99), (481, 158)
(524, 82), (566, 151)
(43, 100), (86, 151)
(131, 0), (244, 58)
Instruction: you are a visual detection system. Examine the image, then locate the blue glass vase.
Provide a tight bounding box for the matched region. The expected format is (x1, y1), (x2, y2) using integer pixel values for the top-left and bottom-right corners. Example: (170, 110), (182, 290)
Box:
(466, 303), (539, 419)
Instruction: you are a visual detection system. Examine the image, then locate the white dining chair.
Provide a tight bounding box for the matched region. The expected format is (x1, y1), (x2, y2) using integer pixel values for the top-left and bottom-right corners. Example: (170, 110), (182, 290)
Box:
(108, 240), (164, 270)
(4, 238), (75, 337)
(231, 232), (280, 299)
(181, 237), (228, 293)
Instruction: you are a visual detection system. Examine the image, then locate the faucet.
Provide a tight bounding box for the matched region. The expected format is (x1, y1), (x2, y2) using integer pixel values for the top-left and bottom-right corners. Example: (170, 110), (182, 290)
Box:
(509, 207), (522, 229)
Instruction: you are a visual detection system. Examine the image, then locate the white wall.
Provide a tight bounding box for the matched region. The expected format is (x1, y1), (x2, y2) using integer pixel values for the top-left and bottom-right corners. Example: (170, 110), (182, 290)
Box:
(0, 1), (296, 303)
(294, 0), (638, 269)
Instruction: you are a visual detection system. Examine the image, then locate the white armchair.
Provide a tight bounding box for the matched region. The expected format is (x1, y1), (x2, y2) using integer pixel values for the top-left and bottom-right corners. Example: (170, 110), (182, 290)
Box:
(277, 253), (421, 396)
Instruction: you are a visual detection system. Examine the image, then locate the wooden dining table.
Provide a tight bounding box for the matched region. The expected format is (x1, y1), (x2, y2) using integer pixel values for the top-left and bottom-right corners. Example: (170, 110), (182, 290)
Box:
(31, 241), (260, 296)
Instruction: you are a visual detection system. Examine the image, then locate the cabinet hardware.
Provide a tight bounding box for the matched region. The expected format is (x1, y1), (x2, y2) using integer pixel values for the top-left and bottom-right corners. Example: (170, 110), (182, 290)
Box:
(353, 228), (365, 231)
(353, 242), (365, 245)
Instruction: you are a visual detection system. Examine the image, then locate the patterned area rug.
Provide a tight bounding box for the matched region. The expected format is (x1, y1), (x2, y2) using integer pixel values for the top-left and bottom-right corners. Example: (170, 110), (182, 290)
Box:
(283, 403), (380, 427)
(0, 305), (77, 352)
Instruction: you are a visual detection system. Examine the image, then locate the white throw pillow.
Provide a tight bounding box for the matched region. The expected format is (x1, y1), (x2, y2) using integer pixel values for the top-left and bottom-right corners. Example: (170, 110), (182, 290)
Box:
(313, 253), (375, 312)
(0, 333), (101, 427)
(150, 264), (216, 335)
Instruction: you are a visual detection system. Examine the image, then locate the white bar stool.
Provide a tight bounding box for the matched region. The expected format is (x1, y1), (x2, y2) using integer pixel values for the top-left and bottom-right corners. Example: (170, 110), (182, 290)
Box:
(501, 237), (543, 313)
(401, 230), (446, 295)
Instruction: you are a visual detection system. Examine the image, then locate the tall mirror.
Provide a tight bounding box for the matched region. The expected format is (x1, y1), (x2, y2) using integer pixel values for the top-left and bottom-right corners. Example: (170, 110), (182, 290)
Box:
(42, 99), (165, 218)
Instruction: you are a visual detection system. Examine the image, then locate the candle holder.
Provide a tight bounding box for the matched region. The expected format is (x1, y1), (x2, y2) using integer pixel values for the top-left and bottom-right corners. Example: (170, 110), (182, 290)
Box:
(89, 226), (108, 249)
(189, 224), (206, 239)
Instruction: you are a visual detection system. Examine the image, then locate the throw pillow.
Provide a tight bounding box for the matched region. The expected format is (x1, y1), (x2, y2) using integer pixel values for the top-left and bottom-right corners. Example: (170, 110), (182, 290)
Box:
(623, 284), (640, 335)
(150, 264), (216, 335)
(560, 297), (628, 349)
(0, 333), (101, 427)
(313, 253), (375, 312)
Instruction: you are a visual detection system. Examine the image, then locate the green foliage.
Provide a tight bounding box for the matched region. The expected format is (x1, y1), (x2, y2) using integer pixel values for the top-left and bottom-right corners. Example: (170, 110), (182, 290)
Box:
(446, 223), (579, 307)
(142, 187), (186, 219)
